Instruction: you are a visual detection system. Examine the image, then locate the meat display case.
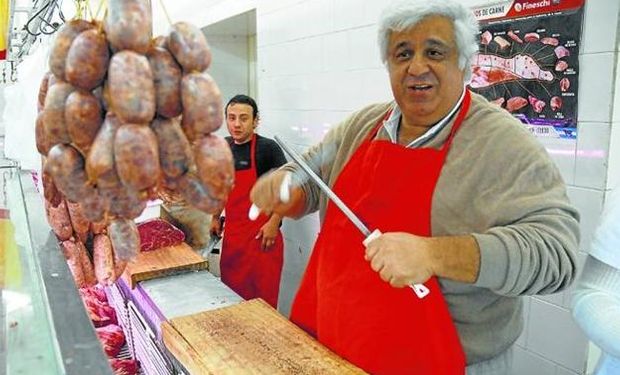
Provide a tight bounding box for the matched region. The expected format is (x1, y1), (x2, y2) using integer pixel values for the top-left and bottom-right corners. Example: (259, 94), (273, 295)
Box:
(0, 164), (113, 375)
(106, 270), (243, 374)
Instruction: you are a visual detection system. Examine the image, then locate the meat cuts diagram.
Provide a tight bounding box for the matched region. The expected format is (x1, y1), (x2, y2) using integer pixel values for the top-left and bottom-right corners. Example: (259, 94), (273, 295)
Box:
(469, 0), (584, 139)
(470, 54), (555, 89)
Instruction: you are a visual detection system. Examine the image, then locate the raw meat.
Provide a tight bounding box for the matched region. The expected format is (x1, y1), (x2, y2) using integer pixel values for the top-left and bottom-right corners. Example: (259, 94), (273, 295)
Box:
(540, 37), (559, 46)
(109, 359), (139, 375)
(480, 30), (492, 45)
(550, 96), (562, 111)
(493, 36), (510, 50)
(507, 31), (523, 44)
(554, 46), (570, 59)
(560, 78), (570, 92)
(555, 60), (568, 72)
(79, 286), (108, 304)
(528, 95), (546, 113)
(137, 218), (185, 252)
(524, 32), (540, 43)
(96, 324), (125, 357)
(506, 97), (528, 112)
(82, 293), (117, 327)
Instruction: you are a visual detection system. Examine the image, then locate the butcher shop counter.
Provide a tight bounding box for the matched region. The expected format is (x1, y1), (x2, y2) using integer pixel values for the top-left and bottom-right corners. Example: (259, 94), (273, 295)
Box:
(0, 166), (113, 374)
(109, 268), (363, 374)
(106, 269), (243, 374)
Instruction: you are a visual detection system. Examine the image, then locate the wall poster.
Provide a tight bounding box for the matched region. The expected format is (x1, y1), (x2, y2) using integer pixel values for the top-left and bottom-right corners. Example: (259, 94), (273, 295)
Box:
(469, 0), (585, 139)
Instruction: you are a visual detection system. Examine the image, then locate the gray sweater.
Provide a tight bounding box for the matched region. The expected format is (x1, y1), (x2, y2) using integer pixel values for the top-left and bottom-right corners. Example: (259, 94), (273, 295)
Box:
(286, 91), (580, 364)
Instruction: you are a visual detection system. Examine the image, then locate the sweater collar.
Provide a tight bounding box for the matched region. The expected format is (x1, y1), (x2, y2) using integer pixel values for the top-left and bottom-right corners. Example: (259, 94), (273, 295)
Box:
(383, 88), (466, 148)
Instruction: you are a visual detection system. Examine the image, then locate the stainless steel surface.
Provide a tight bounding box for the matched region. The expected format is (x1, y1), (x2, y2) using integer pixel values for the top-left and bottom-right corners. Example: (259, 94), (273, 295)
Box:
(139, 271), (242, 320)
(274, 135), (371, 237)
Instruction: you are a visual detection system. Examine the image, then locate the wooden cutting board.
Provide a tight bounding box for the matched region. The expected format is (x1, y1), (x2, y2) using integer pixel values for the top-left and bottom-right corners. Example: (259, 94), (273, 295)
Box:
(122, 242), (207, 288)
(162, 299), (366, 374)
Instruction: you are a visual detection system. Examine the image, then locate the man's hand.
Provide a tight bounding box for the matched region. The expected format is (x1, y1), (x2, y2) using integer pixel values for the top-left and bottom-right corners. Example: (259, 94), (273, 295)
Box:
(364, 232), (436, 287)
(250, 170), (305, 218)
(256, 215), (280, 250)
(365, 232), (480, 286)
(210, 215), (223, 237)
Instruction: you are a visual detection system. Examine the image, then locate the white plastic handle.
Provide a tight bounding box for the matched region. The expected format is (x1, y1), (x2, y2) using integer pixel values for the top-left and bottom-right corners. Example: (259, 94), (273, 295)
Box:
(249, 172), (293, 221)
(409, 283), (430, 298)
(248, 204), (260, 220)
(363, 229), (430, 299)
(280, 172), (292, 203)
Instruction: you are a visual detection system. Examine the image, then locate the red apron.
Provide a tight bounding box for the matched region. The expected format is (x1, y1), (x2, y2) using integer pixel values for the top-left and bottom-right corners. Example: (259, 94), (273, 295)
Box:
(221, 134), (284, 308)
(290, 91), (472, 374)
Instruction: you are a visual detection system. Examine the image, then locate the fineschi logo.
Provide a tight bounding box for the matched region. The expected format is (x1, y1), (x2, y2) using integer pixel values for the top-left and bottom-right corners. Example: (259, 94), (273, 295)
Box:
(516, 0), (551, 12)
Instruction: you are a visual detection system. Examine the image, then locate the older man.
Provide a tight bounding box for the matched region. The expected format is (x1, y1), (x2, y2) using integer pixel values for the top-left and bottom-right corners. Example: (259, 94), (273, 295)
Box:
(250, 0), (580, 374)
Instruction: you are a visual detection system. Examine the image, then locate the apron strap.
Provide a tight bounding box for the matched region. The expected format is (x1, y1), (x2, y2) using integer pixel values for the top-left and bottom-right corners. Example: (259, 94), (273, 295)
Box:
(365, 108), (393, 142)
(440, 88), (472, 152)
(250, 133), (257, 179)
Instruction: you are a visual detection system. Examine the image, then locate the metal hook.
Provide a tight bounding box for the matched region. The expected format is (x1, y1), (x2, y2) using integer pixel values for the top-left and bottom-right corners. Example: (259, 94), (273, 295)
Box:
(25, 0), (52, 37)
(2, 171), (9, 208)
(10, 61), (17, 83)
(40, 0), (64, 34)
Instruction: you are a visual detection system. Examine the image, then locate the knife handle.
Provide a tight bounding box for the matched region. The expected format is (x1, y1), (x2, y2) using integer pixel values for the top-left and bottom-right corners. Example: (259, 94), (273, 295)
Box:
(363, 229), (430, 299)
(248, 172), (293, 221)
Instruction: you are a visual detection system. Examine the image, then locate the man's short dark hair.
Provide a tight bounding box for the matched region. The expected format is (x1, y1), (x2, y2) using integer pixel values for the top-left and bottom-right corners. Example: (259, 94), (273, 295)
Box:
(225, 94), (259, 119)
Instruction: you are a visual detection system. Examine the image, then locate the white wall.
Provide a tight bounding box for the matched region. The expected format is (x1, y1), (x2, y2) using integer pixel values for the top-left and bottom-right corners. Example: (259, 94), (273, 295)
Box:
(0, 88), (6, 136)
(149, 1), (620, 373)
(206, 34), (250, 107)
(201, 10), (257, 137)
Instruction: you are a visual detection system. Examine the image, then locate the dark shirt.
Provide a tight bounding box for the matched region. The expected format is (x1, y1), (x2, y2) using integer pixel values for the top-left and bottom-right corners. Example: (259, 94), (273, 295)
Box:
(225, 134), (287, 177)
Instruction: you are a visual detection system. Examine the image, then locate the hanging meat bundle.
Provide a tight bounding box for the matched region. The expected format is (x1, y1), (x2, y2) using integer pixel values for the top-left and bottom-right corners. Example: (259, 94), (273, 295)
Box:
(38, 0), (234, 287)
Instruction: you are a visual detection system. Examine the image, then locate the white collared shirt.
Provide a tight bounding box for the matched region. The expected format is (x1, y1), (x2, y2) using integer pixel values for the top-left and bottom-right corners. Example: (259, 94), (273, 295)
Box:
(382, 88), (466, 148)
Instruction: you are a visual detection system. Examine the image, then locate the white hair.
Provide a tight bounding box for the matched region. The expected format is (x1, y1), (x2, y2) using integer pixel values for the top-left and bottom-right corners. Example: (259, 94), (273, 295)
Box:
(378, 0), (479, 82)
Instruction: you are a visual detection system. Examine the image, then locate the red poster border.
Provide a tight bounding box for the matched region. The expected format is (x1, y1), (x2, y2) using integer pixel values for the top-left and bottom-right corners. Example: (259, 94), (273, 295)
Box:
(475, 0), (585, 22)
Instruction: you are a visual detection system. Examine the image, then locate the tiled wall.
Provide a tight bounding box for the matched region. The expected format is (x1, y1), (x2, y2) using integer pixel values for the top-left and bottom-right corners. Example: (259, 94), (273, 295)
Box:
(172, 1), (620, 373)
(206, 34), (250, 108)
(203, 33), (252, 139)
